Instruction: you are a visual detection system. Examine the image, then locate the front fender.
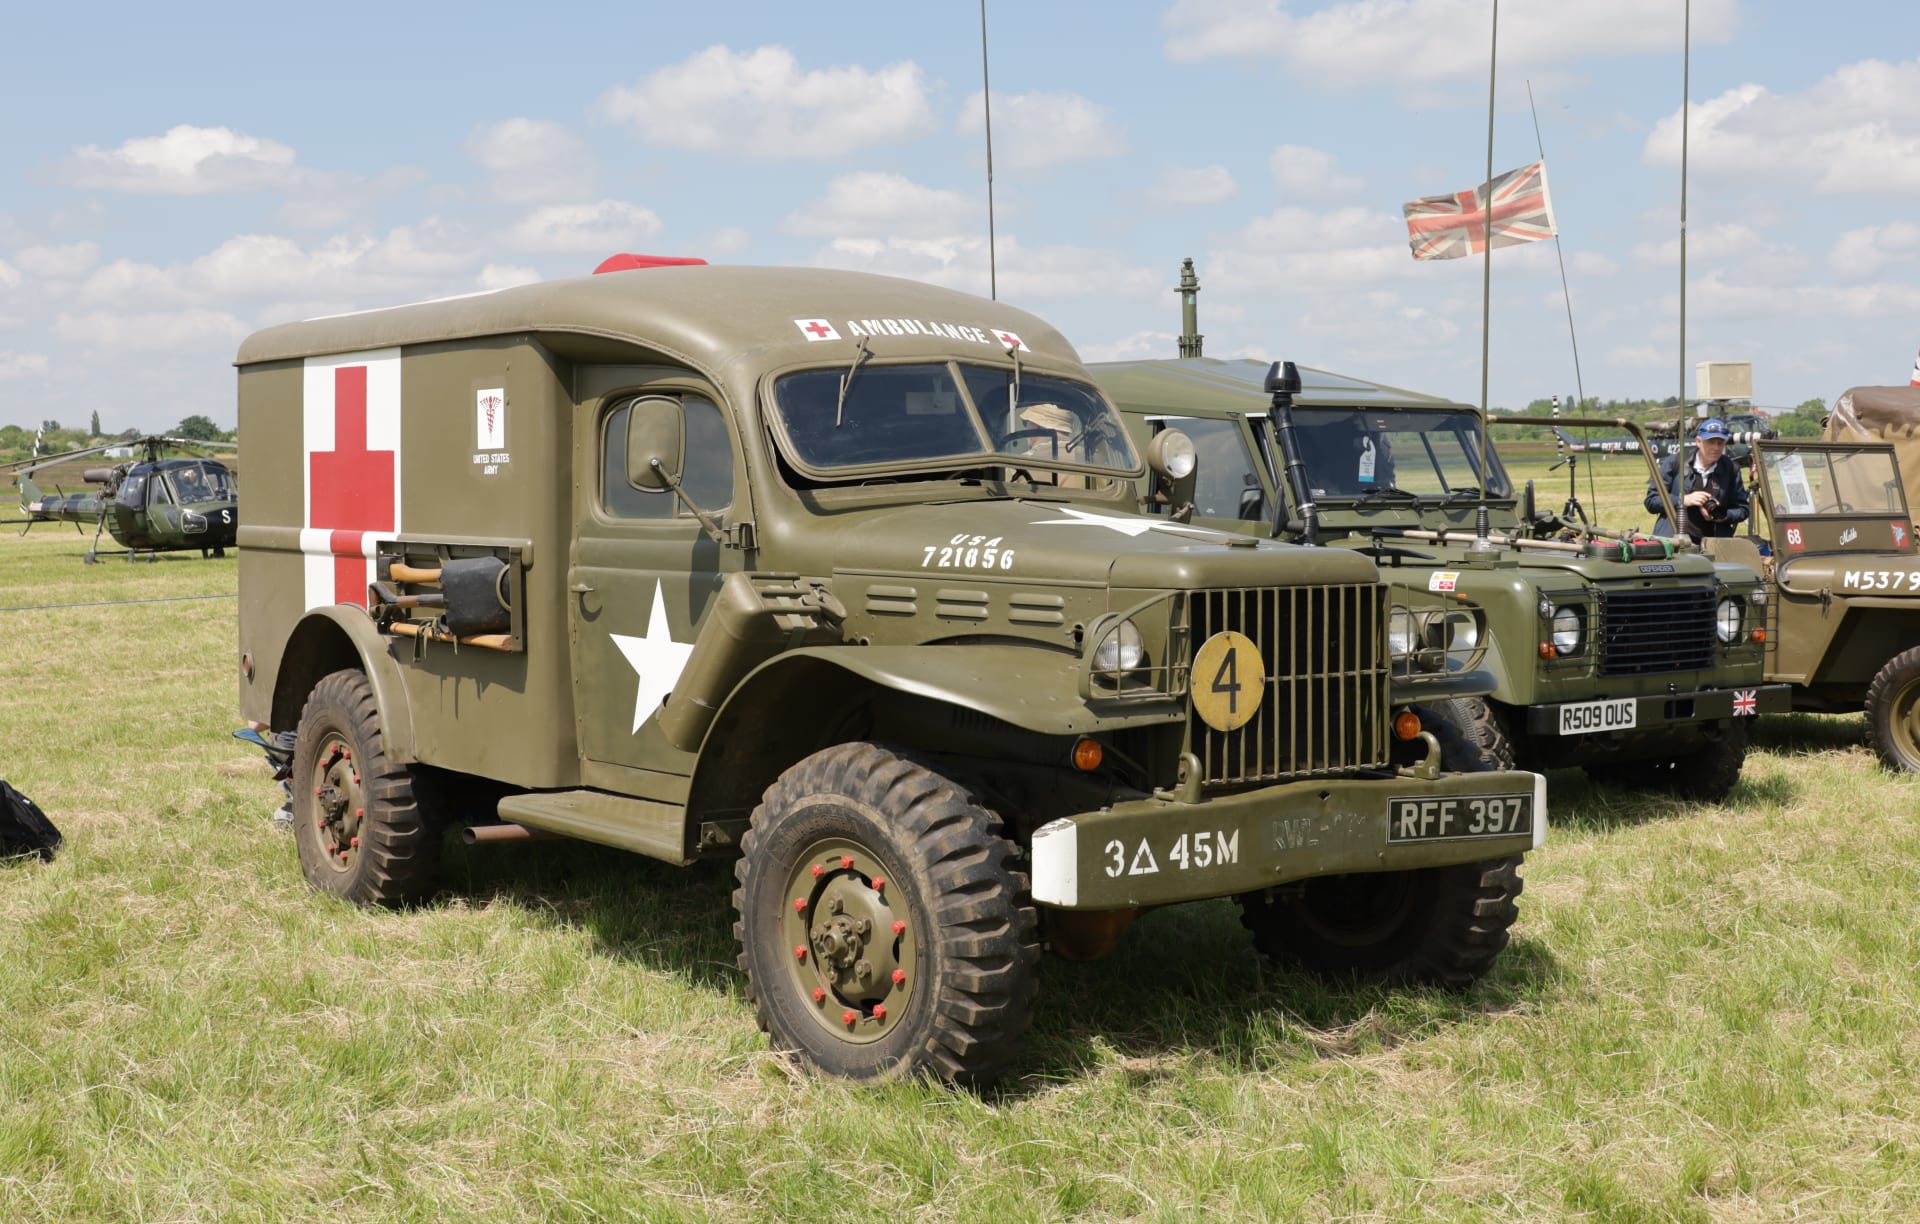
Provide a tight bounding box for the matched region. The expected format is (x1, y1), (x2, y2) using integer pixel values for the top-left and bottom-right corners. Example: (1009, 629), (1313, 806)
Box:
(715, 644), (1187, 742)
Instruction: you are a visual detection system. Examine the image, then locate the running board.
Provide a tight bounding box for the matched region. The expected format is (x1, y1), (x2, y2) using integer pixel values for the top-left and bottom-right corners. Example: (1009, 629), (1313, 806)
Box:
(496, 790), (690, 865)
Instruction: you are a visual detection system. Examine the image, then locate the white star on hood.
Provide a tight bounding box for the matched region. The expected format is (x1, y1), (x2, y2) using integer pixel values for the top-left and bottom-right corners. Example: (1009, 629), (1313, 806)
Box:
(610, 581), (696, 734)
(1029, 505), (1232, 540)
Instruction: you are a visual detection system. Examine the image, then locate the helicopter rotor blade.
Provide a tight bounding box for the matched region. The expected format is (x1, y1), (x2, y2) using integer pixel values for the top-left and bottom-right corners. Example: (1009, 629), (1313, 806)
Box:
(0, 439), (132, 478)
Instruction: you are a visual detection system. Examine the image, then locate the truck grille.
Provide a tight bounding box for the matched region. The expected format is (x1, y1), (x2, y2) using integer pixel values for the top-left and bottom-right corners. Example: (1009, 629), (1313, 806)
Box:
(1596, 585), (1718, 676)
(1188, 585), (1391, 786)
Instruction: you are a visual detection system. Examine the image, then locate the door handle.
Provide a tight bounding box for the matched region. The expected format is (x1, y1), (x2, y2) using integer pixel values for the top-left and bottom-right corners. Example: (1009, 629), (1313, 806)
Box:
(570, 582), (595, 594)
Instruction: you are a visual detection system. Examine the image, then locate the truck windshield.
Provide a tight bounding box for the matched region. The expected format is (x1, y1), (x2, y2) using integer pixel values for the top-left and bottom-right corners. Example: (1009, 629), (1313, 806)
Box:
(1760, 446), (1907, 517)
(771, 362), (1138, 476)
(1287, 407), (1511, 501)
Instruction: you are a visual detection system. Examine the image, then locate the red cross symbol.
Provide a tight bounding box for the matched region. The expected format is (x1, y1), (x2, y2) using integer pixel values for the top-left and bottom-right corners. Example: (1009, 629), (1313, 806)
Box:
(804, 321), (832, 338)
(309, 365), (395, 605)
(995, 330), (1022, 349)
(795, 318), (839, 341)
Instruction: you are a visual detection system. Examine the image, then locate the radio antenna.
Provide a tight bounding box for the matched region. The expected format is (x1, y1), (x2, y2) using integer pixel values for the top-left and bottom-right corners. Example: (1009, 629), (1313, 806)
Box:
(1467, 0), (1499, 559)
(980, 0), (998, 301)
(1526, 79), (1596, 515)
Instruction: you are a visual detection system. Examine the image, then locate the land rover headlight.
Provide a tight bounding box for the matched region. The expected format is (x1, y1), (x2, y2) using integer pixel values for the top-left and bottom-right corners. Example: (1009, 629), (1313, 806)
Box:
(1388, 607), (1417, 660)
(1716, 597), (1745, 643)
(1093, 620), (1145, 677)
(1550, 606), (1584, 656)
(1435, 609), (1480, 655)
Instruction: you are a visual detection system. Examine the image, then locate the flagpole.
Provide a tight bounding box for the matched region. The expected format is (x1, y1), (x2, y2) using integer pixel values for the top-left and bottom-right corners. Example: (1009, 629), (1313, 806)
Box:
(1679, 0), (1690, 418)
(1526, 78), (1598, 515)
(1470, 0), (1499, 557)
(980, 0), (998, 301)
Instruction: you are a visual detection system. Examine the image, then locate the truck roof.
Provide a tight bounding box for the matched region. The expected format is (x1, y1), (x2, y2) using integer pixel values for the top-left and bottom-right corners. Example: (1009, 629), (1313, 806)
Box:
(1090, 357), (1465, 415)
(235, 265), (1081, 376)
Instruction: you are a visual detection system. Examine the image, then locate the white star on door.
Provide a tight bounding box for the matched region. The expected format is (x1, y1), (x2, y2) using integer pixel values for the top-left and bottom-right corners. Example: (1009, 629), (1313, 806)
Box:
(610, 581), (696, 734)
(1029, 505), (1231, 540)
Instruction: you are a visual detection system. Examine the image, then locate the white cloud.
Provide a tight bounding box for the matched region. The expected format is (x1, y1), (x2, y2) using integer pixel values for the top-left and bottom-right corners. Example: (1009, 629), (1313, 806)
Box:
(60, 125), (302, 195)
(190, 225), (474, 296)
(14, 242), (100, 279)
(704, 227), (751, 257)
(957, 90), (1126, 170)
(1077, 331), (1181, 362)
(781, 172), (976, 238)
(79, 258), (197, 306)
(1644, 58), (1920, 193)
(465, 119), (597, 204)
(0, 351), (50, 381)
(506, 202), (662, 254)
(1269, 145), (1362, 197)
(1689, 269), (1920, 321)
(0, 259), (20, 290)
(597, 45), (933, 158)
(1147, 165), (1237, 207)
(1828, 223), (1920, 279)
(1570, 251), (1618, 277)
(477, 264), (542, 290)
(1163, 0), (1737, 85)
(1630, 224), (1801, 276)
(812, 234), (1159, 301)
(52, 309), (248, 352)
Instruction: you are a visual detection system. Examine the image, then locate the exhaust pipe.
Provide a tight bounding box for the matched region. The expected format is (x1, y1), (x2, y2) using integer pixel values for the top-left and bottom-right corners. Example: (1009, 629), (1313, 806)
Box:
(461, 822), (564, 845)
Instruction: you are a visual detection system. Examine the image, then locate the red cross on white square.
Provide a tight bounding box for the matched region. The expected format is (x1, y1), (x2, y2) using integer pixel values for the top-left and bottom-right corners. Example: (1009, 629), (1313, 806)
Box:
(993, 329), (1030, 352)
(301, 349), (402, 610)
(794, 318), (840, 342)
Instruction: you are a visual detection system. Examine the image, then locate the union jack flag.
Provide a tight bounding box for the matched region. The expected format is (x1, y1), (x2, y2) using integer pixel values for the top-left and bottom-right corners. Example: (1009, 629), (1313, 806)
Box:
(1403, 160), (1558, 262)
(1732, 690), (1758, 716)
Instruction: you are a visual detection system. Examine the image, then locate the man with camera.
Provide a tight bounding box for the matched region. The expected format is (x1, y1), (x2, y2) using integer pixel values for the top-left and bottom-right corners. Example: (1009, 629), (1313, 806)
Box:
(1645, 416), (1750, 543)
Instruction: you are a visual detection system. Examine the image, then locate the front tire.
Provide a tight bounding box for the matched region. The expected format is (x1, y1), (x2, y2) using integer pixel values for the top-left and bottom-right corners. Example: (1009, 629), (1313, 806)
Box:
(732, 743), (1038, 1085)
(1589, 719), (1748, 801)
(1866, 646), (1920, 773)
(290, 668), (441, 907)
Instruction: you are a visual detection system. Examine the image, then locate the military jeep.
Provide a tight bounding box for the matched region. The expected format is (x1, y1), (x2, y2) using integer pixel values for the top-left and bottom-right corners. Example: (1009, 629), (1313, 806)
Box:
(235, 265), (1543, 1085)
(1732, 425), (1920, 770)
(1095, 357), (1790, 800)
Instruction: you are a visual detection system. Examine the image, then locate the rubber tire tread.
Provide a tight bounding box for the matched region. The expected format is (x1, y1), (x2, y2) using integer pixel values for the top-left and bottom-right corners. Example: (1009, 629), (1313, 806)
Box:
(1238, 855), (1524, 989)
(732, 742), (1038, 1087)
(1430, 697), (1516, 772)
(1589, 718), (1748, 801)
(1865, 645), (1920, 773)
(291, 668), (440, 908)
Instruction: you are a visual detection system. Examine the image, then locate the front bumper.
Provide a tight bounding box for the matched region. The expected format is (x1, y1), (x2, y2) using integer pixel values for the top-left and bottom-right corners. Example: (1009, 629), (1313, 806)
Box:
(1028, 768), (1543, 910)
(1522, 682), (1792, 735)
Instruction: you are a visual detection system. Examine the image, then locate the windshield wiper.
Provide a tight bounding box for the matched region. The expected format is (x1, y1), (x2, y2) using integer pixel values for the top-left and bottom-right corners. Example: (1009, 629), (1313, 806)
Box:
(1354, 484), (1421, 504)
(834, 335), (873, 427)
(1439, 485), (1482, 502)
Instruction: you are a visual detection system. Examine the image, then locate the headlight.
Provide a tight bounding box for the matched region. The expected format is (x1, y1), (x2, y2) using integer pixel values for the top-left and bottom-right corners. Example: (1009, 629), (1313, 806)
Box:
(1157, 429), (1197, 479)
(1716, 597), (1745, 643)
(182, 510), (208, 533)
(1550, 606), (1583, 656)
(1388, 607), (1416, 660)
(1437, 610), (1480, 654)
(1093, 620), (1144, 677)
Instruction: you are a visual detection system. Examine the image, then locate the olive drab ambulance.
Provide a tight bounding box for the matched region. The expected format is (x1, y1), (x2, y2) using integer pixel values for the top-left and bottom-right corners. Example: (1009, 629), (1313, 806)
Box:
(236, 263), (1545, 1085)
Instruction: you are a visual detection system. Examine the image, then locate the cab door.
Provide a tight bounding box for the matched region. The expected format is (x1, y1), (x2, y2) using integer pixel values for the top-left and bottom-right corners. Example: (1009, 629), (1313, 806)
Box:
(567, 374), (742, 785)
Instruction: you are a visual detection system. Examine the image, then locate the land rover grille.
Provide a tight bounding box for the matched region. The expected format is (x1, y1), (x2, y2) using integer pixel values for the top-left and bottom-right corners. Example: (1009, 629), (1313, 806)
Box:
(1595, 584), (1718, 676)
(1187, 584), (1391, 786)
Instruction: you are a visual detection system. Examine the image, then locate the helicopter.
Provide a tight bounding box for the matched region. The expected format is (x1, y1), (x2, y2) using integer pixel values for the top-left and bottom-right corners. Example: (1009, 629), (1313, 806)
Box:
(2, 435), (239, 562)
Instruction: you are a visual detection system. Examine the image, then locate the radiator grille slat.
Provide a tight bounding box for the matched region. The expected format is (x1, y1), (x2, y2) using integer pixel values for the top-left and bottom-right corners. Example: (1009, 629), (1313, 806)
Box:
(1188, 584), (1390, 786)
(1597, 585), (1718, 676)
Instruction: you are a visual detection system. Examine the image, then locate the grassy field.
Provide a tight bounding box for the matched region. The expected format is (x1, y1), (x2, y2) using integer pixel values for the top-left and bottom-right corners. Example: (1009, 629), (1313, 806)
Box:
(3, 458), (1916, 1222)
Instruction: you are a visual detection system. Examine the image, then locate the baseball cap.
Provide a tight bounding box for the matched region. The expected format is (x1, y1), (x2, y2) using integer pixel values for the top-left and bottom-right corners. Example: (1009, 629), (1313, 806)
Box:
(1696, 417), (1731, 440)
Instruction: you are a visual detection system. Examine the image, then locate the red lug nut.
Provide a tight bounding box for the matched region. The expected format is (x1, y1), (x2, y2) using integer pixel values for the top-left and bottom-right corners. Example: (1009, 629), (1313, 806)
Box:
(872, 1005), (886, 1021)
(812, 987), (826, 1003)
(349, 837), (359, 847)
(793, 897), (808, 912)
(793, 946), (808, 961)
(355, 808), (364, 819)
(892, 920), (906, 936)
(841, 1009), (858, 1027)
(340, 749), (350, 760)
(840, 856), (854, 870)
(810, 864), (823, 877)
(892, 969), (906, 986)
(871, 877), (885, 892)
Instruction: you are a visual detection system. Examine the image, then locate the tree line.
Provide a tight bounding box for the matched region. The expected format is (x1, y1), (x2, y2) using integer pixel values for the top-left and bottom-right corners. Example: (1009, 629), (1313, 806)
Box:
(0, 414), (231, 462)
(1491, 395), (1829, 442)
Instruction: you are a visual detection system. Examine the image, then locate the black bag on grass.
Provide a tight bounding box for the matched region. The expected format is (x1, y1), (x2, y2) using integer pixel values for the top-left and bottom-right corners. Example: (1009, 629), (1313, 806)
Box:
(0, 781), (61, 861)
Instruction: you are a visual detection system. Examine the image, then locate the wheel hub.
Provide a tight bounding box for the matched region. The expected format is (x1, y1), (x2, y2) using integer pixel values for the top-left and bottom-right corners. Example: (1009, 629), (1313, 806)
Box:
(781, 839), (916, 1044)
(308, 737), (363, 872)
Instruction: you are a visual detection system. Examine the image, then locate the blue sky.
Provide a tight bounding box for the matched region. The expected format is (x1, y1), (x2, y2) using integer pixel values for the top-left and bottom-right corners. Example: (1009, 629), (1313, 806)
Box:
(3, 0), (1917, 432)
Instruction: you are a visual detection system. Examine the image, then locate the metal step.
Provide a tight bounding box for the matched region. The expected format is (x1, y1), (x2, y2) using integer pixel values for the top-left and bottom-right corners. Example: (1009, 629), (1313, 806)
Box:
(496, 790), (689, 864)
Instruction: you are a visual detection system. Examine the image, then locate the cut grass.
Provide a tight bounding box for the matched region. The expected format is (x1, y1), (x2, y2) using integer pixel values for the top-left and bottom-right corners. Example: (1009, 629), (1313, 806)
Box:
(3, 488), (1917, 1221)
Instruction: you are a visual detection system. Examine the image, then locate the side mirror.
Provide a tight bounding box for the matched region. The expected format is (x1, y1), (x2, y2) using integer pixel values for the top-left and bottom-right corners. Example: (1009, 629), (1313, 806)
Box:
(1146, 428), (1199, 523)
(626, 397), (685, 492)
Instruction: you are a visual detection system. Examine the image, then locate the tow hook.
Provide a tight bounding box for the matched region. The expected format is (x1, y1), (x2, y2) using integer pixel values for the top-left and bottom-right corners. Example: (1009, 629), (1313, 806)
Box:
(1396, 731), (1443, 781)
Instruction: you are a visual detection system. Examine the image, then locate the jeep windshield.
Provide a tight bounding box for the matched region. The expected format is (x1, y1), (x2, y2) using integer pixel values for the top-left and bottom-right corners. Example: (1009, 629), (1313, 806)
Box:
(770, 361), (1138, 481)
(1759, 445), (1908, 518)
(1288, 407), (1512, 502)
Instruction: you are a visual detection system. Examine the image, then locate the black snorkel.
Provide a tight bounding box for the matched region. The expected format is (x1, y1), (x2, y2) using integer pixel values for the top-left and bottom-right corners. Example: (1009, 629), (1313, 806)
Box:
(1262, 360), (1316, 545)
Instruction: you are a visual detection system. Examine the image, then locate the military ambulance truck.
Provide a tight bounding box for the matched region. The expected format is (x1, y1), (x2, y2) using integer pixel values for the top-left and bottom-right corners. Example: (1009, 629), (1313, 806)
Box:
(1096, 357), (1788, 799)
(235, 266), (1543, 1084)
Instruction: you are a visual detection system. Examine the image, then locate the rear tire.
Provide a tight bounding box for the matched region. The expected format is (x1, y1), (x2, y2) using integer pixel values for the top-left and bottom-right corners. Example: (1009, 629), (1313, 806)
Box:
(732, 742), (1039, 1085)
(1433, 697), (1516, 771)
(290, 668), (441, 907)
(1865, 646), (1920, 773)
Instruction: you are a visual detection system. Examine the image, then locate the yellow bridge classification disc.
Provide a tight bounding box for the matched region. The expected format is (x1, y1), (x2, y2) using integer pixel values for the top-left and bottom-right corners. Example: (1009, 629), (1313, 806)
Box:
(1190, 630), (1265, 732)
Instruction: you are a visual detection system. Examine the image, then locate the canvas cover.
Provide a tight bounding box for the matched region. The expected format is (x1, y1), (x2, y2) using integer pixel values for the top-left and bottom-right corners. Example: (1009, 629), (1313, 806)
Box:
(1826, 386), (1920, 511)
(0, 781), (61, 861)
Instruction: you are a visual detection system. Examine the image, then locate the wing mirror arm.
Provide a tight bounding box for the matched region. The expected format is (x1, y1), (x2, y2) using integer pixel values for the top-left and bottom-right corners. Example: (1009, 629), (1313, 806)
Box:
(647, 459), (731, 548)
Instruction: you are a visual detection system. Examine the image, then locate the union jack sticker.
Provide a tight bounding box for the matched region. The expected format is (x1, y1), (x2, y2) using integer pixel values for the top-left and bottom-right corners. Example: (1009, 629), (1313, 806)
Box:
(1894, 522), (1909, 549)
(1732, 690), (1758, 716)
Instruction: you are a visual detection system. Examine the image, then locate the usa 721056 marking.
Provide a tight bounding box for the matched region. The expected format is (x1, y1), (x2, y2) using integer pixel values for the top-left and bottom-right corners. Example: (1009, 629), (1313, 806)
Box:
(1104, 829), (1240, 877)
